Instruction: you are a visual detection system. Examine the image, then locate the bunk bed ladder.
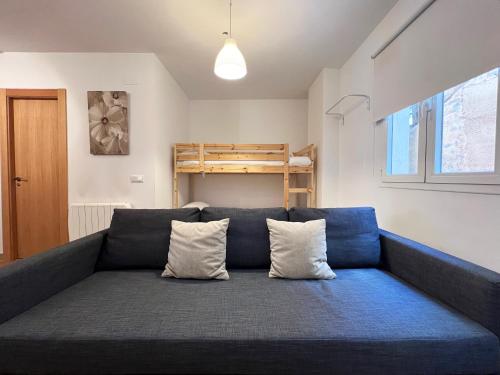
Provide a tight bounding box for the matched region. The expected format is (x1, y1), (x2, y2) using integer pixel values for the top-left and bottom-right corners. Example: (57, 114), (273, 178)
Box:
(287, 144), (316, 208)
(287, 177), (316, 208)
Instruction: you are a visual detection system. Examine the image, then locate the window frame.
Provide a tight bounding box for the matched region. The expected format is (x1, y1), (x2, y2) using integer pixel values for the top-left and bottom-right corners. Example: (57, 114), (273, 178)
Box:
(425, 76), (500, 185)
(381, 101), (427, 183)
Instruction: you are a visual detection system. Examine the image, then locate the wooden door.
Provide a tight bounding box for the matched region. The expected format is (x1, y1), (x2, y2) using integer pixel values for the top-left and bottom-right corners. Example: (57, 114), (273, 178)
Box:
(1, 89), (68, 260)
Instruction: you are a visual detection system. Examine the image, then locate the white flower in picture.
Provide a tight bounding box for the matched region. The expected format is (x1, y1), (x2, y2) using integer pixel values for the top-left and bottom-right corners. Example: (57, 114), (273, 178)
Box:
(88, 91), (129, 155)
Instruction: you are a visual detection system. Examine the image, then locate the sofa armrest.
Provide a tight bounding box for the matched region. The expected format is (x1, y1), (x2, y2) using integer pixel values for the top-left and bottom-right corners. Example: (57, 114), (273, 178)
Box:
(0, 231), (106, 325)
(380, 229), (500, 338)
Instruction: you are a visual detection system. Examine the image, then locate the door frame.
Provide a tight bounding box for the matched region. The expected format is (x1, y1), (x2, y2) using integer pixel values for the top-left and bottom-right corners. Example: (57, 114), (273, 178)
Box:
(0, 89), (68, 261)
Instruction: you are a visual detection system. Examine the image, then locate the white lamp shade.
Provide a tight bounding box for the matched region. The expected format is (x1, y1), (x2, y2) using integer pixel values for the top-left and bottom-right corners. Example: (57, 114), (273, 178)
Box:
(214, 38), (247, 80)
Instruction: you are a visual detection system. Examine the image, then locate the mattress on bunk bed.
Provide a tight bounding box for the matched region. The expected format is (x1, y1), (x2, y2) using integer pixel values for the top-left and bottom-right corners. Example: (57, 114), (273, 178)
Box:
(177, 156), (312, 167)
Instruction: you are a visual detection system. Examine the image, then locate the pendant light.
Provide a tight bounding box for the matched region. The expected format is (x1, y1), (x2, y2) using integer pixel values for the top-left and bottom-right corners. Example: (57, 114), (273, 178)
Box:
(214, 0), (247, 80)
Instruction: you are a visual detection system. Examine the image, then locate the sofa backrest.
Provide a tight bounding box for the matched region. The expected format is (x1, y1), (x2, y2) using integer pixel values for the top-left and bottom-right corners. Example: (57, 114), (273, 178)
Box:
(288, 207), (381, 268)
(97, 208), (200, 270)
(96, 206), (380, 270)
(201, 207), (289, 269)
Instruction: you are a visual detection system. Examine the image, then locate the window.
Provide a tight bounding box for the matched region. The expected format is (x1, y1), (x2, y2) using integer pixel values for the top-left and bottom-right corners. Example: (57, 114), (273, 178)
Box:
(428, 68), (500, 184)
(387, 104), (419, 175)
(383, 103), (426, 182)
(384, 67), (500, 185)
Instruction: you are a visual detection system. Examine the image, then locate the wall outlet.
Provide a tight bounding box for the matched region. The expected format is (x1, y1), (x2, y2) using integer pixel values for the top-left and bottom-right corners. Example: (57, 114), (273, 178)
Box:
(130, 175), (144, 183)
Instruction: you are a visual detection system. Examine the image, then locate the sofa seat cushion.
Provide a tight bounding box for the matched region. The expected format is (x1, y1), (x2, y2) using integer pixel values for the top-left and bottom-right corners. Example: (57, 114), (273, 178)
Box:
(0, 269), (497, 375)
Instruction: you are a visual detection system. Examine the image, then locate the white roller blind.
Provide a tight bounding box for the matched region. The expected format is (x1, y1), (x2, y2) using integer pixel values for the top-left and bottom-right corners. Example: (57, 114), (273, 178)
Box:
(373, 0), (500, 121)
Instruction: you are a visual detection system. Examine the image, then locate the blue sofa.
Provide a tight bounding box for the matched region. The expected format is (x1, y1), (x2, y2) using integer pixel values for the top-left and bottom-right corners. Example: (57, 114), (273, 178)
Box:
(0, 207), (498, 374)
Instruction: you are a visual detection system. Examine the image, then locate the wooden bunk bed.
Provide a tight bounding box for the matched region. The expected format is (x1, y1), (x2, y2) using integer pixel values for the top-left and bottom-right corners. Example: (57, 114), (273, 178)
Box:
(173, 143), (316, 209)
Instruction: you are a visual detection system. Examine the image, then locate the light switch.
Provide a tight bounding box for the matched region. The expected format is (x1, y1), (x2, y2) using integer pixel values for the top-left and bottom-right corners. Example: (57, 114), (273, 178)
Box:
(130, 175), (144, 183)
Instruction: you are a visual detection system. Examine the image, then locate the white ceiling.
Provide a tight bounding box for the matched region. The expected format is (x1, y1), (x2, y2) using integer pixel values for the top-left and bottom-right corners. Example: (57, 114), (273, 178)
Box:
(0, 0), (396, 99)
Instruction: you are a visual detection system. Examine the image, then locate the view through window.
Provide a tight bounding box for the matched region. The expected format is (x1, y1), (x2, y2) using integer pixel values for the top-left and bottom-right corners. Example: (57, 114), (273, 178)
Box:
(386, 104), (419, 175)
(435, 68), (499, 174)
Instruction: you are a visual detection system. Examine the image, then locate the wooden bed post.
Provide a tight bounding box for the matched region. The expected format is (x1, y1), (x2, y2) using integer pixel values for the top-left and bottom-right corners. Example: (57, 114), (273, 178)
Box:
(199, 143), (205, 173)
(173, 145), (179, 208)
(283, 144), (289, 209)
(309, 145), (317, 208)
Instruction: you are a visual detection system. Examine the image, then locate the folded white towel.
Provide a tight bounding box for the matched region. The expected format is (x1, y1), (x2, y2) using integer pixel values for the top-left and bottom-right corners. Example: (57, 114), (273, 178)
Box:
(289, 156), (312, 166)
(182, 201), (210, 210)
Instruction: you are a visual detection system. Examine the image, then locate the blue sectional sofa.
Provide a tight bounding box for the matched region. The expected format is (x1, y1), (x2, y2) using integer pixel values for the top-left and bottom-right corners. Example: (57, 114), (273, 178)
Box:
(0, 207), (498, 374)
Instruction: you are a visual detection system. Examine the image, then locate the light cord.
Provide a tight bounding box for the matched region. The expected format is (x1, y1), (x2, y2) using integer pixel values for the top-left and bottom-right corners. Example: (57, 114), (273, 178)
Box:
(229, 0), (232, 37)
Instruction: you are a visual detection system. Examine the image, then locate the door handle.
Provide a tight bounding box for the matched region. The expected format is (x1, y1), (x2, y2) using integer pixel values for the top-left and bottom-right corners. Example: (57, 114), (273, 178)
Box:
(13, 176), (28, 182)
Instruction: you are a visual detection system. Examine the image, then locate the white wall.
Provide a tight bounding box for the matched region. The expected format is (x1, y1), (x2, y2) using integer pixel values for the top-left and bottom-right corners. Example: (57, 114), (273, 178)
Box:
(336, 0), (500, 272)
(188, 99), (308, 207)
(0, 52), (189, 253)
(307, 68), (341, 207)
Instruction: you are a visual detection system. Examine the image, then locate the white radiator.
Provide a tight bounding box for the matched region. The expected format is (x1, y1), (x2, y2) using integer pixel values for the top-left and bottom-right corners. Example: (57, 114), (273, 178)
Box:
(69, 202), (132, 240)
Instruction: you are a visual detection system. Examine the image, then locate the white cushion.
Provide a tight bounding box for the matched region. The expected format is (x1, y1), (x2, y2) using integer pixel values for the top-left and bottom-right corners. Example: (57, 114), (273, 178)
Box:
(266, 218), (336, 279)
(162, 219), (230, 280)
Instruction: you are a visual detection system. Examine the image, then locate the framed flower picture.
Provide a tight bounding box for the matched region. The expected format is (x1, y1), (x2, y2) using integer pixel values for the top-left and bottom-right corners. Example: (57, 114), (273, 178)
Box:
(88, 91), (129, 155)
